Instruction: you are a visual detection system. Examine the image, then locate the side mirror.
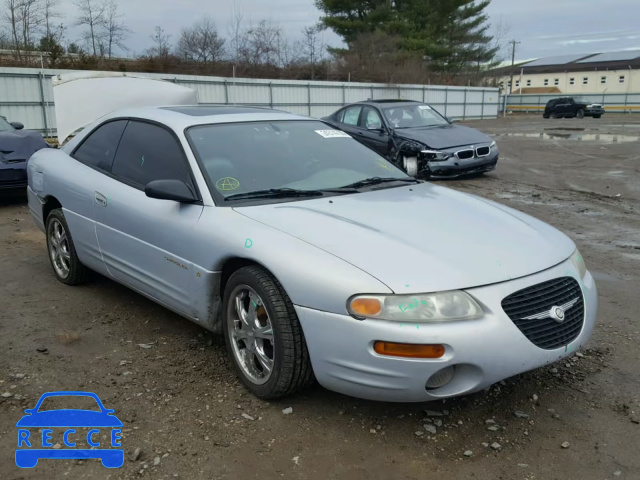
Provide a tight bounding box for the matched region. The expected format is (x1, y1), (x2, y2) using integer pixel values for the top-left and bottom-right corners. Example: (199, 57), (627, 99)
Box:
(11, 122), (24, 130)
(446, 117), (459, 123)
(145, 179), (198, 203)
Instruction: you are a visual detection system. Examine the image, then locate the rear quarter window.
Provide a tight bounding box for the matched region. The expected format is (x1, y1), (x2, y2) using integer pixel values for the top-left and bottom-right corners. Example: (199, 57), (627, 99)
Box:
(73, 120), (128, 171)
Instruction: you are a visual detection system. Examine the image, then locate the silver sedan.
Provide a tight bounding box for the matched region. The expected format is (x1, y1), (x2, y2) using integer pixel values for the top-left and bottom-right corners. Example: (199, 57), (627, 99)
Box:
(27, 106), (597, 401)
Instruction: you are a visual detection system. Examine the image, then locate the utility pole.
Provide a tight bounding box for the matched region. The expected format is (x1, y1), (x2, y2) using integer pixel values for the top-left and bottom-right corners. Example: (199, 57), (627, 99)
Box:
(504, 40), (521, 117)
(509, 40), (521, 94)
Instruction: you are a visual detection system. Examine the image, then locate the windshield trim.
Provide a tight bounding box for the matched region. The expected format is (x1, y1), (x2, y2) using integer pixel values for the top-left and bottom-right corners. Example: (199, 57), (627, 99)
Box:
(184, 119), (407, 207)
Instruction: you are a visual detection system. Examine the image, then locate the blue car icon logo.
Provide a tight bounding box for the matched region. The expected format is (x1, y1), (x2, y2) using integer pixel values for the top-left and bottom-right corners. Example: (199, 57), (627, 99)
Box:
(16, 391), (123, 468)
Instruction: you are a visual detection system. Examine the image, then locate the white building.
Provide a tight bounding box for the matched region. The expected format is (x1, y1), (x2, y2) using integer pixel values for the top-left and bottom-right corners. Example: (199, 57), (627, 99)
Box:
(496, 50), (640, 95)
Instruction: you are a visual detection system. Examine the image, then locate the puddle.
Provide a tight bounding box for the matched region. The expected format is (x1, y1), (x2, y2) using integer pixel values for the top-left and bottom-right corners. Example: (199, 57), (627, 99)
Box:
(494, 132), (639, 143)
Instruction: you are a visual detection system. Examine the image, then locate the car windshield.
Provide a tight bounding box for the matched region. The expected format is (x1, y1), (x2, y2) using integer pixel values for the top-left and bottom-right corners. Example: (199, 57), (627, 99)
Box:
(37, 395), (101, 412)
(572, 97), (589, 104)
(0, 116), (14, 131)
(186, 120), (409, 201)
(382, 104), (449, 128)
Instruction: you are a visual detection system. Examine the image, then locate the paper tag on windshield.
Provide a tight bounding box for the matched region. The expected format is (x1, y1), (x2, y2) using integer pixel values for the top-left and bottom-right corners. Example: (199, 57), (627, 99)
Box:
(418, 105), (431, 110)
(315, 129), (351, 138)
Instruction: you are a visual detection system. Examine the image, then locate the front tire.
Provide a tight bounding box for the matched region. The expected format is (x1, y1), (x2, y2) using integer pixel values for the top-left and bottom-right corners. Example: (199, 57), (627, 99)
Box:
(402, 155), (419, 177)
(222, 266), (314, 399)
(45, 208), (89, 285)
(576, 108), (585, 119)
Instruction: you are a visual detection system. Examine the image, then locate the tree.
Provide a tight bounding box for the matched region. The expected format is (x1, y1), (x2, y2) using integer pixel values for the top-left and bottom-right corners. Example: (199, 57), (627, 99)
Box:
(74, 0), (105, 56)
(39, 32), (64, 65)
(149, 25), (171, 58)
(297, 25), (325, 79)
(3, 0), (24, 60)
(237, 20), (290, 67)
(316, 0), (498, 77)
(177, 17), (225, 65)
(42, 0), (61, 38)
(18, 0), (42, 50)
(102, 0), (129, 58)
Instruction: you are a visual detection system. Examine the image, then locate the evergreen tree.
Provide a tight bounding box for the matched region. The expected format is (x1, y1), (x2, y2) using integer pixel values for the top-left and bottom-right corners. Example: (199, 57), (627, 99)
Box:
(316, 0), (497, 76)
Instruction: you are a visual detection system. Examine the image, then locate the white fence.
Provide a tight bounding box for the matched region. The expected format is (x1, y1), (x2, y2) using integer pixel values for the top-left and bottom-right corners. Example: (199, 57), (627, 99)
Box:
(0, 67), (501, 136)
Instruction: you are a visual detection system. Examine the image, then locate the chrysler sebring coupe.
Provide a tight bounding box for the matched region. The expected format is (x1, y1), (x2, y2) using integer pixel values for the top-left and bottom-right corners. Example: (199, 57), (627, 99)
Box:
(27, 106), (597, 402)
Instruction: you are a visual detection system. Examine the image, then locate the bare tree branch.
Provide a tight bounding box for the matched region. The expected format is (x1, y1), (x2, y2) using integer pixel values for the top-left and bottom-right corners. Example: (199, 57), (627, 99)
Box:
(74, 0), (106, 56)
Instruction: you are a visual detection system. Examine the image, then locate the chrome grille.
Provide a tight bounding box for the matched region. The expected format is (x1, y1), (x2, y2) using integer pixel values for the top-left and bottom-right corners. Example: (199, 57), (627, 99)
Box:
(501, 277), (584, 350)
(456, 149), (474, 160)
(476, 146), (490, 156)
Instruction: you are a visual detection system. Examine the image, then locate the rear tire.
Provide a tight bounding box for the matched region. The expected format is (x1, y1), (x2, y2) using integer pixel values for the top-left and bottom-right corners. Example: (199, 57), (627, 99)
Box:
(222, 266), (314, 399)
(543, 114), (550, 119)
(45, 208), (89, 285)
(576, 108), (585, 119)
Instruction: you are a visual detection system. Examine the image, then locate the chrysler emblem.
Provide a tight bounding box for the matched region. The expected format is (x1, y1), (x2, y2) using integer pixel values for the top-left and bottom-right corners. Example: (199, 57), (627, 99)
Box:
(550, 306), (566, 323)
(521, 298), (579, 322)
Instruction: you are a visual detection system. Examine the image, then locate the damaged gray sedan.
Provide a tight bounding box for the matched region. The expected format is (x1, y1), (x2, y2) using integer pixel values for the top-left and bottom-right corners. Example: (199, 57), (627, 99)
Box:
(27, 106), (596, 402)
(324, 100), (499, 178)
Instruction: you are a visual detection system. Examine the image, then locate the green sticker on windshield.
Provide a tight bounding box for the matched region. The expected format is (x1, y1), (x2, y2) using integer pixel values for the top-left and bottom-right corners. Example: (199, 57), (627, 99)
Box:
(215, 177), (240, 191)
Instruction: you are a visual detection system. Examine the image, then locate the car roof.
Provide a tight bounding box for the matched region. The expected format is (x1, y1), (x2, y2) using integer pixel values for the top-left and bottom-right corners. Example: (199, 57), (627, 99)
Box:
(353, 99), (422, 109)
(99, 105), (312, 131)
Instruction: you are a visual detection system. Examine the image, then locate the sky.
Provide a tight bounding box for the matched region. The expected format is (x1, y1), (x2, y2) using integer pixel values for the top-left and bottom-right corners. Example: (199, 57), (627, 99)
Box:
(54, 0), (640, 61)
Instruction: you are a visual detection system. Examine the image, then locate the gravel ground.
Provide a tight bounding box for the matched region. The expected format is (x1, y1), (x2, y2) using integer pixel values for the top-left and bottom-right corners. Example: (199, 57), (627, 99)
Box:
(1, 114), (639, 480)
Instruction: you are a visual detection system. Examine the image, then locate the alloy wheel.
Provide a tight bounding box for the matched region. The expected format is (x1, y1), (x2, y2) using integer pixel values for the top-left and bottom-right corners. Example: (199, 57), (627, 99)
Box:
(48, 218), (71, 279)
(227, 285), (275, 385)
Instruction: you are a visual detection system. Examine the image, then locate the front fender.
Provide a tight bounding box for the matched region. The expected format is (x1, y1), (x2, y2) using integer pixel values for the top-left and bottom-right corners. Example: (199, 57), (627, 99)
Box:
(193, 206), (393, 316)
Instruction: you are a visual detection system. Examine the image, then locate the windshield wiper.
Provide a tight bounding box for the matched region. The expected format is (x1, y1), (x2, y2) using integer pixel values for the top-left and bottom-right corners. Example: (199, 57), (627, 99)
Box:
(225, 188), (328, 201)
(338, 177), (420, 189)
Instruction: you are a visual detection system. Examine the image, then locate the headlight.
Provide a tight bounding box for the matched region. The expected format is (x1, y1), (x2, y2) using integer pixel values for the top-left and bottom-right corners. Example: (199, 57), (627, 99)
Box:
(348, 291), (483, 322)
(570, 249), (587, 279)
(489, 140), (497, 150)
(421, 149), (451, 161)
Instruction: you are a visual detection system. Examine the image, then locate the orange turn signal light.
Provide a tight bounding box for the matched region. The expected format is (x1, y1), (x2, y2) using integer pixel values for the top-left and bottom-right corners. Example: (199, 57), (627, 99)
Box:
(373, 341), (445, 359)
(350, 298), (382, 316)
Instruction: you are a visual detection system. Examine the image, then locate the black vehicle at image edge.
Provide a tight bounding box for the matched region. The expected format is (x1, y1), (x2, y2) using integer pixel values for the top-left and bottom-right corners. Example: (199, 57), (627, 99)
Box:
(323, 99), (499, 178)
(0, 115), (51, 190)
(543, 97), (605, 119)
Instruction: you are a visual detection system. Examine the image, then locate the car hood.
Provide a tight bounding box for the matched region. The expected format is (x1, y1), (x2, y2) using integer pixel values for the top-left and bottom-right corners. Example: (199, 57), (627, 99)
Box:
(394, 124), (493, 149)
(0, 130), (50, 165)
(234, 183), (575, 293)
(16, 410), (123, 427)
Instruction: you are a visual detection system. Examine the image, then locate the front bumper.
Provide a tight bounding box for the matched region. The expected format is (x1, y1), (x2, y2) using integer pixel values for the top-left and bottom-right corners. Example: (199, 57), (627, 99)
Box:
(296, 258), (597, 402)
(586, 108), (605, 116)
(428, 150), (499, 178)
(0, 166), (27, 190)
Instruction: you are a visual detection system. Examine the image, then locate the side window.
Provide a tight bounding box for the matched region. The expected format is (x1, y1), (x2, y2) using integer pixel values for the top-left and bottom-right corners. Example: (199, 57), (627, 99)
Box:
(73, 120), (127, 171)
(335, 109), (346, 122)
(361, 107), (383, 130)
(342, 106), (362, 126)
(111, 121), (193, 188)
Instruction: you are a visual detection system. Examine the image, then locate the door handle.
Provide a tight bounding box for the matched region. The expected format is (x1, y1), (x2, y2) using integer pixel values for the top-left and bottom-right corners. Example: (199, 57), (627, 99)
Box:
(95, 192), (108, 207)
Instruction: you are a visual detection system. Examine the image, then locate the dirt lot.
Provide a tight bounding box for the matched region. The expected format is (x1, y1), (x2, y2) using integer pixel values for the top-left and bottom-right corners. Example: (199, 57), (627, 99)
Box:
(1, 114), (639, 480)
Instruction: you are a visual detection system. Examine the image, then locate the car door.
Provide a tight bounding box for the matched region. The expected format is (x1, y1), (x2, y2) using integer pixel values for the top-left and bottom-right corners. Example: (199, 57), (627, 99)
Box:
(93, 120), (204, 318)
(555, 98), (571, 116)
(65, 120), (128, 274)
(355, 106), (390, 156)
